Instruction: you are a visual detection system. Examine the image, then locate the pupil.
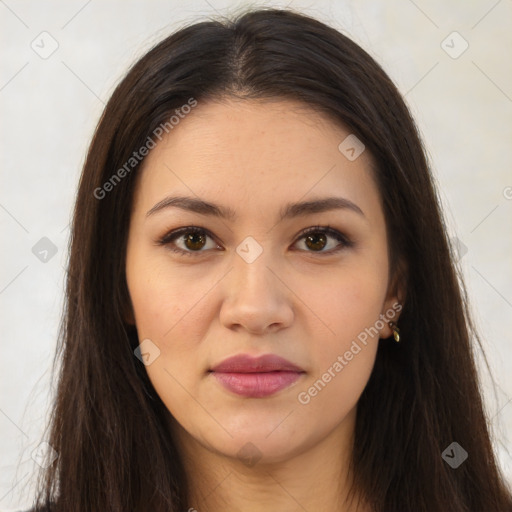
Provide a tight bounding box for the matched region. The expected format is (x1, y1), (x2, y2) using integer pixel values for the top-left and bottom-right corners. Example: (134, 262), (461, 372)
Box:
(306, 233), (326, 251)
(185, 232), (205, 250)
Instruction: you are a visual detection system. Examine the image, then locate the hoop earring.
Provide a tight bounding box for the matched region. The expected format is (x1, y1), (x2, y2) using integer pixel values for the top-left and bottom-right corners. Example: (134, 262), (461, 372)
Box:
(389, 321), (400, 343)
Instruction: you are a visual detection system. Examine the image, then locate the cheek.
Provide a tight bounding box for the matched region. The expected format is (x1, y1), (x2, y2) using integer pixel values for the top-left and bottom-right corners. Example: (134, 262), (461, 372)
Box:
(126, 263), (208, 412)
(127, 251), (202, 338)
(294, 296), (381, 422)
(301, 263), (387, 346)
(126, 255), (216, 384)
(293, 260), (387, 401)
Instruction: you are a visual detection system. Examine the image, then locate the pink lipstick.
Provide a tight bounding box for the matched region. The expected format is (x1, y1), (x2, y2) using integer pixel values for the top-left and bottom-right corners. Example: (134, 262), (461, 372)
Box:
(210, 354), (305, 398)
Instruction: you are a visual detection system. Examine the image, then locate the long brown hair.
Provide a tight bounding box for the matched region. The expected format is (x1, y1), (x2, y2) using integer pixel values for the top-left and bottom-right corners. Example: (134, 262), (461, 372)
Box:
(32, 7), (512, 511)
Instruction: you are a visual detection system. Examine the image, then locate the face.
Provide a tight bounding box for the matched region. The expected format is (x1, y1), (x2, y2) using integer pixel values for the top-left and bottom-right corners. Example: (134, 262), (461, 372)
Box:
(125, 98), (401, 465)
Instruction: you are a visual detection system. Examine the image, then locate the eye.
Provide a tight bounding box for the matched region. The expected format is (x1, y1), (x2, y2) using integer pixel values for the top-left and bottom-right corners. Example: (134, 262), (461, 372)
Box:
(157, 226), (220, 256)
(292, 225), (353, 254)
(156, 225), (353, 257)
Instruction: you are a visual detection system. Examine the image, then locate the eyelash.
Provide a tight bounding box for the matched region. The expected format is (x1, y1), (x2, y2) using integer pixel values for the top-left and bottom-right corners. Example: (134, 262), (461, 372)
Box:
(156, 225), (353, 257)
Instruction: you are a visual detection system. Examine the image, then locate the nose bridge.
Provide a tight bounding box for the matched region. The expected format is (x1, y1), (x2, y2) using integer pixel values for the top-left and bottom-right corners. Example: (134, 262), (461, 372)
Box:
(219, 236), (294, 333)
(232, 235), (279, 297)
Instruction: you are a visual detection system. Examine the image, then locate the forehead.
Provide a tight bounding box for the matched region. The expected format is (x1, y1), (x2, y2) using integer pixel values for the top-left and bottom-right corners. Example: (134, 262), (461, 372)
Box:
(133, 98), (381, 223)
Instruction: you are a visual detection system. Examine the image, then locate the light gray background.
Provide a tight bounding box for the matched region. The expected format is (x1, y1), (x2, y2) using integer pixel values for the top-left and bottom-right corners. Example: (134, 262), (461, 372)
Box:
(1, 0), (511, 509)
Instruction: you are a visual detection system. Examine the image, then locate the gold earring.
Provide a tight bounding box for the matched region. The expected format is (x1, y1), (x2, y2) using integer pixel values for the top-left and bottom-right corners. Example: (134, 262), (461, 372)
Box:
(389, 321), (400, 343)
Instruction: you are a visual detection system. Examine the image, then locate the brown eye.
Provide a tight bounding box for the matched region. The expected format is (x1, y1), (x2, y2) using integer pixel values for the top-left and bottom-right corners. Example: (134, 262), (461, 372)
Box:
(158, 225), (353, 258)
(294, 226), (353, 254)
(183, 231), (207, 251)
(158, 227), (220, 256)
(304, 232), (328, 251)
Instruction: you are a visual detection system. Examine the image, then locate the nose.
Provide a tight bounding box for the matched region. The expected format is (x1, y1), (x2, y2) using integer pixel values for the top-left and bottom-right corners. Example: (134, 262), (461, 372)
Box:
(219, 246), (294, 335)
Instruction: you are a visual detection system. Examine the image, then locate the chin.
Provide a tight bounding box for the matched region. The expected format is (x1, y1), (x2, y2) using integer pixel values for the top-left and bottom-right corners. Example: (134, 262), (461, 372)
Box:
(202, 413), (321, 466)
(214, 433), (308, 467)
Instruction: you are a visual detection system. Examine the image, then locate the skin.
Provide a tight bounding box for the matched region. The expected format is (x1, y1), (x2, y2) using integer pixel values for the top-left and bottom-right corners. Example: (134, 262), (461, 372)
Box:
(125, 98), (403, 512)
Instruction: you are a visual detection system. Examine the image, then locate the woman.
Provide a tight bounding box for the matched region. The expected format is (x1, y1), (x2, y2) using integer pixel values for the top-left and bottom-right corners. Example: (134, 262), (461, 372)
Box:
(25, 7), (512, 512)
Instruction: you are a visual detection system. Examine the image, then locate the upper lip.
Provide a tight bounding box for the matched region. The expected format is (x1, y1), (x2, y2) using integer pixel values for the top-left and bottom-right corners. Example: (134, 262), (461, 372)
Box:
(210, 354), (305, 373)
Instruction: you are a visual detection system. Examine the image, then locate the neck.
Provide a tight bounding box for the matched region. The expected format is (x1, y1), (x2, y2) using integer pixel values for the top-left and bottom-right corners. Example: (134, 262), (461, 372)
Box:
(169, 408), (370, 512)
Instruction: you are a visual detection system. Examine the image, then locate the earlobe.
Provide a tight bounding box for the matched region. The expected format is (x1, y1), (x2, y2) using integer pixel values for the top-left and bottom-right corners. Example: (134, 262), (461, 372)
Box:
(379, 299), (403, 339)
(379, 260), (407, 340)
(380, 284), (405, 339)
(388, 321), (401, 342)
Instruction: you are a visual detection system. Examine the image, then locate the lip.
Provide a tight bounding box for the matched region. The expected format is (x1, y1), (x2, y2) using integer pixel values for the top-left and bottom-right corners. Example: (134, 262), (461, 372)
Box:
(211, 354), (305, 373)
(210, 354), (305, 398)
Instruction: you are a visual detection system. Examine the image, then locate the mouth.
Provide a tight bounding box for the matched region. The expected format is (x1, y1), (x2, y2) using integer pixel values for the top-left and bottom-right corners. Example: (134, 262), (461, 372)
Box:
(209, 353), (306, 398)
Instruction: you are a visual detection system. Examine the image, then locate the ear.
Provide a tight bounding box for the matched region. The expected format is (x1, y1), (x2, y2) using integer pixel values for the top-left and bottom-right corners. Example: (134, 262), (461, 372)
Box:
(379, 259), (407, 339)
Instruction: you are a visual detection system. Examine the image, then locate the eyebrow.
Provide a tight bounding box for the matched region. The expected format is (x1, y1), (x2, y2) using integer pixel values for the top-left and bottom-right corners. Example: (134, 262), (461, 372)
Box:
(146, 195), (366, 221)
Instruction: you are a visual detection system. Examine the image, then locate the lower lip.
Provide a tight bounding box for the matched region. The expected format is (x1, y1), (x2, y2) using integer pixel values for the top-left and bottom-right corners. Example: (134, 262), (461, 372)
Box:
(212, 371), (303, 398)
